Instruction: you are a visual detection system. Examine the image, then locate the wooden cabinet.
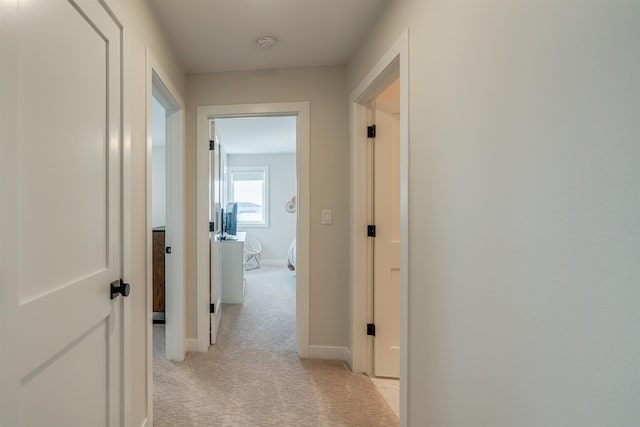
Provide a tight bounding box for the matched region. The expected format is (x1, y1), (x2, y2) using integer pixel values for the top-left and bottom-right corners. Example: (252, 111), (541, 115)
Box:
(152, 227), (165, 313)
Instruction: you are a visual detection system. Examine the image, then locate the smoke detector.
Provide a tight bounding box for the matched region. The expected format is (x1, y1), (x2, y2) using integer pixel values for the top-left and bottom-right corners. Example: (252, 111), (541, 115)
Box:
(256, 35), (277, 49)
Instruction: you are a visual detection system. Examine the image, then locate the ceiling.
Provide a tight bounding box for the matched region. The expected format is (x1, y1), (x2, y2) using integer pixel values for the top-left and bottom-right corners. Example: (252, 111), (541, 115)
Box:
(148, 0), (386, 74)
(215, 116), (297, 154)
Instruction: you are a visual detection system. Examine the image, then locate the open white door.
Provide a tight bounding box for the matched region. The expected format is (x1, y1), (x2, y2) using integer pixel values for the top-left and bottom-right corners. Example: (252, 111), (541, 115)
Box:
(0, 0), (126, 425)
(209, 121), (223, 344)
(372, 92), (401, 378)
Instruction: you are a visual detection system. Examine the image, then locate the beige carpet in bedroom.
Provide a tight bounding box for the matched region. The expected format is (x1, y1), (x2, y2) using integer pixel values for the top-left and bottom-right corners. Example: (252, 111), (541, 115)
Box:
(153, 265), (399, 427)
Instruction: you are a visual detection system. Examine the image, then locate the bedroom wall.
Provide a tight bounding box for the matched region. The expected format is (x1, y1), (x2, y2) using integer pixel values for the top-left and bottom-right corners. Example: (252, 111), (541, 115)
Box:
(227, 153), (297, 264)
(152, 97), (167, 228)
(185, 66), (350, 350)
(151, 147), (166, 227)
(117, 1), (186, 425)
(348, 1), (640, 426)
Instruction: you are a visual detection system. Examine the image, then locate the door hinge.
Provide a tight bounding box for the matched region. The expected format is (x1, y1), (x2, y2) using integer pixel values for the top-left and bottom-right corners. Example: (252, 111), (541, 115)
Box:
(367, 225), (376, 237)
(367, 125), (376, 139)
(165, 246), (172, 254)
(209, 140), (215, 150)
(210, 303), (215, 314)
(367, 323), (376, 336)
(209, 221), (215, 232)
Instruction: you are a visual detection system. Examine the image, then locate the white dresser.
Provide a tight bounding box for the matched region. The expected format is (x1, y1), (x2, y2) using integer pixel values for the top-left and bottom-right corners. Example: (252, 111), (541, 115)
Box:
(218, 231), (246, 304)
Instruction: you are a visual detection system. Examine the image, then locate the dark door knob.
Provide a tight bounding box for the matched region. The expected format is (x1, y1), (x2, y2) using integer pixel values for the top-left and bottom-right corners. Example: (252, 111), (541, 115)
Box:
(110, 279), (131, 299)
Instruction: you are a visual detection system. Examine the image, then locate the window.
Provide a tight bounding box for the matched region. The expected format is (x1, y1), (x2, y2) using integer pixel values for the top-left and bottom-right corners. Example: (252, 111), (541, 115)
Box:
(227, 166), (269, 227)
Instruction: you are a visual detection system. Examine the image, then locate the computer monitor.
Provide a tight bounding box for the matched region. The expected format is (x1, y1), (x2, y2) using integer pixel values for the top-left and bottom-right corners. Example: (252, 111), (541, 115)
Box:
(224, 202), (238, 237)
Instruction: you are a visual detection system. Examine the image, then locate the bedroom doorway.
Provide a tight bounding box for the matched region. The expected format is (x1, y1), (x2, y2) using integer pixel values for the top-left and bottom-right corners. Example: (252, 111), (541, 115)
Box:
(210, 115), (298, 346)
(196, 102), (310, 356)
(146, 47), (187, 373)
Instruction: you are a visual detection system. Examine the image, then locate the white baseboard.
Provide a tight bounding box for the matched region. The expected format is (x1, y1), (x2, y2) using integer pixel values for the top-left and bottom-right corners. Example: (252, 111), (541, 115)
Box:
(260, 259), (286, 266)
(309, 345), (352, 363)
(185, 338), (198, 353)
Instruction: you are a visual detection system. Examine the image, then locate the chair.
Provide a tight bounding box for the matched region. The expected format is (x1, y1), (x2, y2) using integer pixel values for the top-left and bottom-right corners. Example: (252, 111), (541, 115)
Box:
(243, 233), (262, 270)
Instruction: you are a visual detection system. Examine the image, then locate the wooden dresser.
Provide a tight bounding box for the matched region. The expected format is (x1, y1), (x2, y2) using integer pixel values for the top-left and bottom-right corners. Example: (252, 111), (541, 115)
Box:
(152, 227), (165, 313)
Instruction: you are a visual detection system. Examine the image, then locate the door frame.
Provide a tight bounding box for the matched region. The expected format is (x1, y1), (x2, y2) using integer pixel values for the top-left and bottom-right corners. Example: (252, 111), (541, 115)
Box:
(196, 102), (310, 357)
(145, 47), (186, 424)
(350, 29), (409, 425)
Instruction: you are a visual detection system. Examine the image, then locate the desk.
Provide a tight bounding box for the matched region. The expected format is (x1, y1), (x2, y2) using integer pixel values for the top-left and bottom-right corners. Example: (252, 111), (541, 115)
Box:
(218, 232), (246, 304)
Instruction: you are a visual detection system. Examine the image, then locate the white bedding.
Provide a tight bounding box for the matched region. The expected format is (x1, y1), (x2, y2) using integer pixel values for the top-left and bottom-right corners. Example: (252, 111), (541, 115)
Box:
(287, 239), (296, 271)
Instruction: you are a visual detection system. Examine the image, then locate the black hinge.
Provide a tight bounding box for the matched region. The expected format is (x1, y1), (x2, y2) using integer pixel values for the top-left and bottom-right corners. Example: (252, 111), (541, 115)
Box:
(367, 225), (376, 237)
(367, 323), (376, 336)
(209, 140), (215, 150)
(209, 221), (215, 232)
(210, 303), (215, 314)
(367, 125), (376, 139)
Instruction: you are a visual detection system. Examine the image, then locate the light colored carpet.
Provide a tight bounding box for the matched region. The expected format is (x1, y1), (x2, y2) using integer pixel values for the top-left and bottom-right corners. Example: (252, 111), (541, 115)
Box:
(153, 265), (399, 427)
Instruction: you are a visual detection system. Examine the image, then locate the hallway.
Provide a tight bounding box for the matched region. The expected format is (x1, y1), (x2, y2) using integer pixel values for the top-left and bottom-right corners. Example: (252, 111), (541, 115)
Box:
(153, 265), (398, 426)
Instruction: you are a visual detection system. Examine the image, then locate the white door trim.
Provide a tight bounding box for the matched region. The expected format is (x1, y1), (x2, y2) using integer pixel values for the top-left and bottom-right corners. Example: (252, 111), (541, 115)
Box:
(350, 29), (409, 426)
(196, 102), (310, 358)
(145, 47), (186, 426)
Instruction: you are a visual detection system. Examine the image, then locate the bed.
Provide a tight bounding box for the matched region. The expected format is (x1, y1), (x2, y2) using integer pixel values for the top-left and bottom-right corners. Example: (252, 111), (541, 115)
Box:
(287, 239), (296, 271)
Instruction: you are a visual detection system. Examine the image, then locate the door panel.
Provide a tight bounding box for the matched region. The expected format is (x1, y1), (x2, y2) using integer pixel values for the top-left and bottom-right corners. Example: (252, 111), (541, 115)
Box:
(18, 0), (108, 301)
(20, 320), (109, 426)
(373, 106), (401, 378)
(1, 0), (124, 425)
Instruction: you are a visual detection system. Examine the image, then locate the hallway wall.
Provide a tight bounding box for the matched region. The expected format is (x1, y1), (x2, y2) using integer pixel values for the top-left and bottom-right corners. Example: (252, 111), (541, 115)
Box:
(348, 1), (640, 426)
(185, 66), (351, 350)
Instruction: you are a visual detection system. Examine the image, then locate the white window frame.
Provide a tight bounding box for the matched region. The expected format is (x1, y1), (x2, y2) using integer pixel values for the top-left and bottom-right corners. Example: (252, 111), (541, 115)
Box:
(227, 165), (270, 227)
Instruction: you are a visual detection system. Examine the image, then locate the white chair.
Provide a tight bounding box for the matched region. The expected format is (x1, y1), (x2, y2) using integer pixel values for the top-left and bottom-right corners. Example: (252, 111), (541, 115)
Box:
(243, 233), (262, 270)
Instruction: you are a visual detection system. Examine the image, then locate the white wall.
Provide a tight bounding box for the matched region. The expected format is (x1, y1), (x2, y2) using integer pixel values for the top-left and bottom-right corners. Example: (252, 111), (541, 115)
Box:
(151, 147), (166, 227)
(227, 153), (296, 263)
(349, 1), (640, 426)
(152, 97), (166, 228)
(185, 66), (350, 349)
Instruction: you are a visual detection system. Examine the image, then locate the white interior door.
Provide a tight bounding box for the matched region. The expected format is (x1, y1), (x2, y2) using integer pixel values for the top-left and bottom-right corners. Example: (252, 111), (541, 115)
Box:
(0, 0), (126, 425)
(209, 121), (223, 344)
(373, 104), (401, 378)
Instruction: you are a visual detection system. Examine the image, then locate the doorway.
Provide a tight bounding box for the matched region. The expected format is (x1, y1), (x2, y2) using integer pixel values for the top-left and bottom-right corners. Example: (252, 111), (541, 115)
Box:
(212, 116), (298, 345)
(350, 30), (409, 424)
(196, 102), (310, 357)
(145, 48), (186, 426)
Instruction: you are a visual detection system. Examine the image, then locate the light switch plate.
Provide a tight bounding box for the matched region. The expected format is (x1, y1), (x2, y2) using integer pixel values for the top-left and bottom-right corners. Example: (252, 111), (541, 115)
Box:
(321, 209), (332, 225)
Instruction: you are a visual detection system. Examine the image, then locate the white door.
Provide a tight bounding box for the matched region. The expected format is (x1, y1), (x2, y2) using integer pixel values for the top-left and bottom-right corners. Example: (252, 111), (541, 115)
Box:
(373, 104), (401, 378)
(209, 121), (223, 344)
(0, 0), (126, 425)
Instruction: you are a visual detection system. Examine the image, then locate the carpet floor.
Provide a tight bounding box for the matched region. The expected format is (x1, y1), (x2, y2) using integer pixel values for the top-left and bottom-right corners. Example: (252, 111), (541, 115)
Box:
(153, 265), (399, 427)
